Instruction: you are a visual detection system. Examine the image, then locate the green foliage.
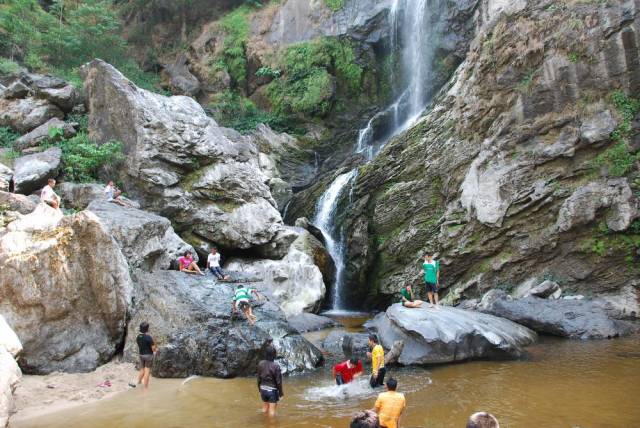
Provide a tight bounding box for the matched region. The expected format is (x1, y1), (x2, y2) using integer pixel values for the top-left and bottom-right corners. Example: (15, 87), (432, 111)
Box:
(592, 142), (640, 177)
(0, 127), (19, 148)
(207, 91), (299, 134)
(324, 0), (345, 11)
(267, 37), (363, 117)
(610, 90), (640, 143)
(567, 52), (579, 63)
(0, 58), (20, 75)
(0, 0), (165, 93)
(218, 7), (250, 88)
(255, 66), (281, 79)
(45, 130), (124, 182)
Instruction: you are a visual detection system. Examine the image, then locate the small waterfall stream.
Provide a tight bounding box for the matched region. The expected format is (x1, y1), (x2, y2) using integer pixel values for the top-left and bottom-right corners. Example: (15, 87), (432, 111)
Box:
(314, 0), (438, 310)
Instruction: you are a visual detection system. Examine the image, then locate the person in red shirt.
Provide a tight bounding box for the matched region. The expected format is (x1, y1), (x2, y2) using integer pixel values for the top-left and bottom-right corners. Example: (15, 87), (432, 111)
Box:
(333, 357), (363, 385)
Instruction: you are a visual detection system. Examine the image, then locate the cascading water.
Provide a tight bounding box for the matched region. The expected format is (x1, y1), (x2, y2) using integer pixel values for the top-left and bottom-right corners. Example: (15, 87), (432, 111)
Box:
(314, 0), (438, 310)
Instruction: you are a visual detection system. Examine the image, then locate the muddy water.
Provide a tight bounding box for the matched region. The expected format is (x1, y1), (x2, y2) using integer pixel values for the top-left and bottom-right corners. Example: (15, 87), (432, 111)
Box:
(13, 336), (640, 428)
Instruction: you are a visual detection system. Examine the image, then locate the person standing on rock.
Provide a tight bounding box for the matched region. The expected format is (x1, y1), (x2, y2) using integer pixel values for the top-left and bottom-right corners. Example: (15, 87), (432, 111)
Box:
(367, 334), (386, 388)
(257, 344), (283, 417)
(373, 378), (405, 428)
(232, 284), (262, 325)
(178, 250), (205, 276)
(207, 246), (230, 280)
(399, 284), (423, 308)
(333, 357), (363, 385)
(40, 178), (60, 209)
(422, 253), (440, 307)
(134, 321), (156, 389)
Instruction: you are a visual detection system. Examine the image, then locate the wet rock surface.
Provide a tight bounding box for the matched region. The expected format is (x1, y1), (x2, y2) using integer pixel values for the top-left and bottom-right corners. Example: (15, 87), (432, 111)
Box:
(124, 270), (323, 378)
(365, 304), (536, 365)
(287, 313), (340, 333)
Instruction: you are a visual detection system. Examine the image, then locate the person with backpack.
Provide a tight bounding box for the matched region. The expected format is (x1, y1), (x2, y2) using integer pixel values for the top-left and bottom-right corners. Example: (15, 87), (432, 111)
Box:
(421, 253), (440, 307)
(257, 345), (283, 417)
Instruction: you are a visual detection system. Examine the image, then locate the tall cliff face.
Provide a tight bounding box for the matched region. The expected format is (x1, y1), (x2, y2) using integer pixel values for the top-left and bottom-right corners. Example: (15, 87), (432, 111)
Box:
(342, 0), (640, 306)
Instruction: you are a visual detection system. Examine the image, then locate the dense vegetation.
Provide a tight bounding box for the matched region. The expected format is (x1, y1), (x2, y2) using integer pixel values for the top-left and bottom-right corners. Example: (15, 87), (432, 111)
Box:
(0, 0), (163, 90)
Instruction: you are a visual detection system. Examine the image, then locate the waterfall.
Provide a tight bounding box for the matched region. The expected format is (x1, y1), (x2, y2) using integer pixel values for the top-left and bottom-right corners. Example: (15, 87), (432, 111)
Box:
(314, 0), (437, 311)
(313, 170), (358, 310)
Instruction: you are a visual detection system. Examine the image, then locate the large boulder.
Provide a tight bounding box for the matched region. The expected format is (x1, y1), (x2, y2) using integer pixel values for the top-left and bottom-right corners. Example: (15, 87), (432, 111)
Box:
(0, 97), (63, 133)
(124, 270), (323, 377)
(56, 182), (104, 209)
(14, 118), (76, 151)
(12, 147), (62, 195)
(0, 209), (133, 374)
(481, 291), (638, 339)
(81, 59), (292, 257)
(36, 84), (79, 112)
(365, 304), (536, 365)
(226, 229), (326, 316)
(87, 200), (194, 271)
(161, 54), (200, 96)
(287, 312), (339, 333)
(0, 165), (12, 192)
(0, 191), (36, 215)
(0, 315), (22, 428)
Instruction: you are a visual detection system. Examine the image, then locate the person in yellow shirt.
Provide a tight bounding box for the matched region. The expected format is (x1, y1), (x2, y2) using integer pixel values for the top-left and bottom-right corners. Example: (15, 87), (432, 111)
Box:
(374, 378), (405, 428)
(367, 334), (386, 388)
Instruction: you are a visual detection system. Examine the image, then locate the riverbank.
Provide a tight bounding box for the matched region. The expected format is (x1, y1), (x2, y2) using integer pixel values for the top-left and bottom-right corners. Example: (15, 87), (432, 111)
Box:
(10, 362), (136, 426)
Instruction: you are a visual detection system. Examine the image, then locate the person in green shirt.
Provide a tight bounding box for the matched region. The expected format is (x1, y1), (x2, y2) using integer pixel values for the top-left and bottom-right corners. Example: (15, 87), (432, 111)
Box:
(232, 285), (262, 325)
(398, 284), (423, 308)
(421, 253), (440, 307)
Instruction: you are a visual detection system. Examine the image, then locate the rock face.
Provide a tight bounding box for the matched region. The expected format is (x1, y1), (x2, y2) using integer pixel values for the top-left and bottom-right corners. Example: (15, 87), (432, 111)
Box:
(226, 228), (327, 316)
(0, 98), (63, 133)
(365, 304), (536, 365)
(0, 165), (12, 192)
(0, 192), (36, 215)
(124, 270), (323, 377)
(12, 147), (62, 195)
(0, 209), (133, 374)
(81, 60), (292, 257)
(161, 54), (201, 97)
(87, 200), (194, 271)
(333, 0), (640, 306)
(481, 291), (638, 340)
(0, 316), (22, 428)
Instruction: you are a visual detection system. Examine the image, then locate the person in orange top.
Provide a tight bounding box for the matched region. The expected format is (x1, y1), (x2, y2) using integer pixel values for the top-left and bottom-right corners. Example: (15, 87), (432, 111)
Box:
(373, 378), (405, 428)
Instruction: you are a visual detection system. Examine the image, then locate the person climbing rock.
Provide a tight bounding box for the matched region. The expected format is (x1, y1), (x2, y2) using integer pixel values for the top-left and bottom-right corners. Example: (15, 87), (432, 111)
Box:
(232, 284), (262, 325)
(178, 250), (205, 276)
(333, 357), (363, 385)
(367, 334), (386, 388)
(40, 178), (60, 209)
(398, 284), (423, 308)
(133, 321), (156, 389)
(421, 253), (440, 307)
(374, 378), (405, 428)
(257, 345), (283, 417)
(207, 246), (230, 280)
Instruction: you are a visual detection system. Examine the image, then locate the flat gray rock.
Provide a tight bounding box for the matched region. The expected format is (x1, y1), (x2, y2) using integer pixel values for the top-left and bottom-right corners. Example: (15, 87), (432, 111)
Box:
(366, 304), (536, 365)
(481, 292), (638, 339)
(287, 312), (340, 333)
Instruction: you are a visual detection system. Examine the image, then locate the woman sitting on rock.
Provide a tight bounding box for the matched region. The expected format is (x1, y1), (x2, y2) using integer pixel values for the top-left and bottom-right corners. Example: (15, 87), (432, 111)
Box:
(178, 250), (205, 276)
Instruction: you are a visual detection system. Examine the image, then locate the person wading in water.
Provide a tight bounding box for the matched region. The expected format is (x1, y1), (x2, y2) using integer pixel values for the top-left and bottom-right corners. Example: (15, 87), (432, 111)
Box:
(257, 345), (283, 417)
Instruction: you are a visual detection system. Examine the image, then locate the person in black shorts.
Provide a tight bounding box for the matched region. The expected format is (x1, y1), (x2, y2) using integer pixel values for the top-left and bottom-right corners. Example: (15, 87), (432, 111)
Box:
(257, 345), (283, 417)
(135, 321), (156, 389)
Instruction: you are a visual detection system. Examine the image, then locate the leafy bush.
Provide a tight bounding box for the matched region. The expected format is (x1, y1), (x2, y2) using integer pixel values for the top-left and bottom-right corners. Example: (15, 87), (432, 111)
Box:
(267, 37), (363, 117)
(0, 127), (19, 148)
(325, 0), (345, 11)
(591, 142), (639, 177)
(610, 90), (640, 143)
(53, 131), (124, 182)
(255, 66), (281, 79)
(218, 7), (250, 88)
(0, 58), (20, 75)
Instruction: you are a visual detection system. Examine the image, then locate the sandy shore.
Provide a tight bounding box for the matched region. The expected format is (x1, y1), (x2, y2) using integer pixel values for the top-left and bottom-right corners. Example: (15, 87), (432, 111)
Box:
(9, 361), (137, 426)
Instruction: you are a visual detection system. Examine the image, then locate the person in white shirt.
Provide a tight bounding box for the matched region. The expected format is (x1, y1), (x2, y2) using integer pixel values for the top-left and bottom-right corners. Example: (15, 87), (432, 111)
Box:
(207, 246), (230, 280)
(104, 180), (128, 207)
(40, 178), (60, 209)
